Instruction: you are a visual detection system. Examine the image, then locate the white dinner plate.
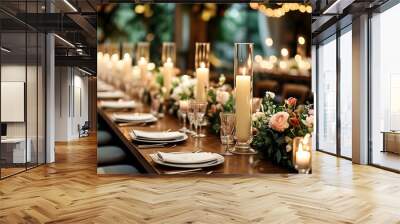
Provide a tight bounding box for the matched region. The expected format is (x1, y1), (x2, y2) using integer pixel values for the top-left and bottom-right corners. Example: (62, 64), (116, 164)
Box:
(97, 91), (124, 99)
(112, 113), (158, 123)
(129, 132), (188, 143)
(149, 153), (224, 168)
(115, 117), (158, 124)
(99, 101), (136, 109)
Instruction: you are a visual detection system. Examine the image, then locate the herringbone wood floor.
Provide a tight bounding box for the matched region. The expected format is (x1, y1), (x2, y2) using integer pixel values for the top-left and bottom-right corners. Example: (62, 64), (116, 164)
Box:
(1, 135), (400, 224)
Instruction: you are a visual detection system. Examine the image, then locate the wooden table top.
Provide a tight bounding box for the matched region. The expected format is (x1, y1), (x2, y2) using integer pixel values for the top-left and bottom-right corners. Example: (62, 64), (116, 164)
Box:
(98, 102), (291, 175)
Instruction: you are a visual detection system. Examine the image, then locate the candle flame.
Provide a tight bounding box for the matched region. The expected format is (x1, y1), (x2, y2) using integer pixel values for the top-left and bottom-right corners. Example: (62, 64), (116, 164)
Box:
(298, 143), (303, 152)
(240, 67), (246, 76)
(123, 53), (131, 60)
(200, 62), (206, 68)
(166, 57), (172, 63)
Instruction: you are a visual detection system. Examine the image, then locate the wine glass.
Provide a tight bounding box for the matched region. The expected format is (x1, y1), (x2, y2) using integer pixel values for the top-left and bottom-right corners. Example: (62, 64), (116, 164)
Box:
(150, 92), (161, 117)
(179, 100), (189, 133)
(194, 101), (207, 138)
(219, 112), (235, 155)
(188, 100), (196, 135)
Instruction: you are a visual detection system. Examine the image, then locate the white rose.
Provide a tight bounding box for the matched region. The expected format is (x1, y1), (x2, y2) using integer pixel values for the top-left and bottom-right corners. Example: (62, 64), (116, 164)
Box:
(306, 115), (314, 128)
(252, 112), (265, 121)
(265, 91), (275, 99)
(181, 75), (190, 83)
(216, 90), (230, 105)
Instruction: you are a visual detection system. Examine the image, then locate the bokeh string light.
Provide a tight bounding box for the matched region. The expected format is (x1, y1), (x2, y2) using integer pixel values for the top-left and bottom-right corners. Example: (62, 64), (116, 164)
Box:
(249, 3), (312, 18)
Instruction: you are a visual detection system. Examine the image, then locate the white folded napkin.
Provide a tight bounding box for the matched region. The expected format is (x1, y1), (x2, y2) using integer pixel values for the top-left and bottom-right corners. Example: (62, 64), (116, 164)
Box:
(132, 130), (185, 140)
(97, 83), (114, 92)
(97, 91), (124, 99)
(156, 152), (219, 164)
(113, 113), (156, 122)
(99, 100), (136, 109)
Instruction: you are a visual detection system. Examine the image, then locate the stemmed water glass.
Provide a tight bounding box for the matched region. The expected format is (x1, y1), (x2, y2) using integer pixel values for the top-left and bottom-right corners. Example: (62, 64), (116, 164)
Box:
(194, 101), (207, 138)
(150, 92), (161, 117)
(219, 112), (235, 155)
(188, 100), (196, 135)
(179, 100), (189, 133)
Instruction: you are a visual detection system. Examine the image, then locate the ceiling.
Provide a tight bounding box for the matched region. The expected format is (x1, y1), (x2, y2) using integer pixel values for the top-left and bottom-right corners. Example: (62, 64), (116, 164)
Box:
(0, 0), (98, 73)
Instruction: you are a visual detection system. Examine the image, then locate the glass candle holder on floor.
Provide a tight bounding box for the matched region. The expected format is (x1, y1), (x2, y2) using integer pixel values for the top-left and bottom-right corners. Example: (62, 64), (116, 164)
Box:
(232, 43), (257, 154)
(292, 134), (312, 174)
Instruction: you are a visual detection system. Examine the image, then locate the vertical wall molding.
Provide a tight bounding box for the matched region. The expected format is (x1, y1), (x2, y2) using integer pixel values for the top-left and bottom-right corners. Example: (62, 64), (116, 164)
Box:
(352, 14), (369, 164)
(46, 33), (55, 164)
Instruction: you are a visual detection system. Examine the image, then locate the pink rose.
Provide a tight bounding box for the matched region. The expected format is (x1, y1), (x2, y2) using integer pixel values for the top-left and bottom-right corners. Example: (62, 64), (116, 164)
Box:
(286, 97), (297, 107)
(269, 112), (290, 132)
(216, 90), (230, 105)
(308, 109), (314, 116)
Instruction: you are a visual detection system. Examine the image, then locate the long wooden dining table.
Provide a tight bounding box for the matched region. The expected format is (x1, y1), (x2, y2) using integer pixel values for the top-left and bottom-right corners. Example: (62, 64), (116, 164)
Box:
(97, 100), (291, 175)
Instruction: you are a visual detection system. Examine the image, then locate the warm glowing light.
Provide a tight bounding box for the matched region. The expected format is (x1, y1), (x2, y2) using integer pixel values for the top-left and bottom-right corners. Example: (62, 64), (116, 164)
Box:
(306, 5), (313, 13)
(299, 5), (306, 13)
(265, 37), (273, 47)
(250, 3), (312, 18)
(249, 2), (259, 10)
(298, 36), (306, 45)
(269, 55), (278, 63)
(147, 62), (155, 71)
(295, 54), (302, 62)
(255, 55), (263, 63)
(261, 60), (274, 70)
(135, 5), (145, 14)
(123, 53), (131, 60)
(279, 61), (288, 69)
(281, 48), (289, 57)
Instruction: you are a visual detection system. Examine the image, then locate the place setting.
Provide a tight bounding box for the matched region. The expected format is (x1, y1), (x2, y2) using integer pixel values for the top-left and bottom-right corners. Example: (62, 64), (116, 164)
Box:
(97, 90), (125, 100)
(99, 100), (136, 110)
(112, 113), (158, 127)
(150, 151), (224, 174)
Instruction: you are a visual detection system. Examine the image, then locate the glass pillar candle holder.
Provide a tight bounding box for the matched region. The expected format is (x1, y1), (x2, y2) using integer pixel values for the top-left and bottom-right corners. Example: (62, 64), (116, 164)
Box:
(162, 42), (176, 98)
(232, 43), (256, 154)
(136, 42), (150, 85)
(292, 134), (312, 174)
(122, 42), (135, 58)
(195, 42), (210, 102)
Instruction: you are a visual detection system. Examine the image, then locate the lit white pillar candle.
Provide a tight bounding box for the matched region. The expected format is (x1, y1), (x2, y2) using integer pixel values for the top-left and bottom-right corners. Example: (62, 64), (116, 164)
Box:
(122, 53), (132, 77)
(138, 57), (148, 83)
(195, 62), (209, 101)
(295, 143), (311, 168)
(235, 69), (252, 142)
(163, 57), (174, 96)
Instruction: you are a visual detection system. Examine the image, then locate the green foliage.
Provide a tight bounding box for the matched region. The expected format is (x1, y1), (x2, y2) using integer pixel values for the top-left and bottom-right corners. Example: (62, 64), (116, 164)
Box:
(251, 94), (313, 169)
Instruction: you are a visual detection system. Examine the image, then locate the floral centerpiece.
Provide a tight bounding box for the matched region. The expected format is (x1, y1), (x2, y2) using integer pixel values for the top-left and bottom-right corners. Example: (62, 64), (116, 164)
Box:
(206, 75), (234, 135)
(251, 92), (314, 169)
(169, 74), (196, 114)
